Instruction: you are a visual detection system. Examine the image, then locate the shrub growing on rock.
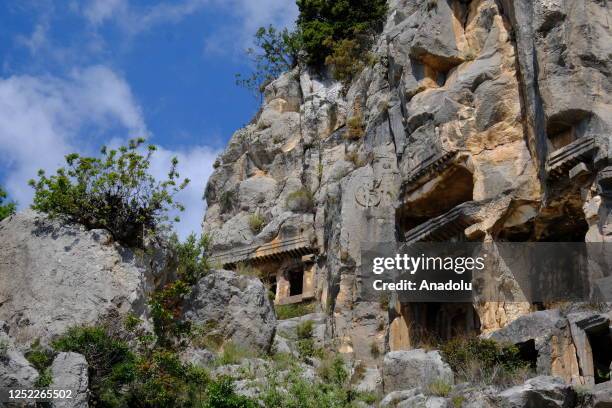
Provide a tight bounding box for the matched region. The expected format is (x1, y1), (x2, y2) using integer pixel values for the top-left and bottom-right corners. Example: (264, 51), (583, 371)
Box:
(51, 324), (254, 407)
(248, 213), (266, 233)
(285, 188), (314, 212)
(0, 186), (16, 221)
(29, 138), (189, 248)
(440, 337), (533, 387)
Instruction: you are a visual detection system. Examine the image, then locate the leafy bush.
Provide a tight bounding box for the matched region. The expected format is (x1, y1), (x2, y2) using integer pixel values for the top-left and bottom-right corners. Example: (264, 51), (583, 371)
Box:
(236, 25), (300, 95)
(51, 324), (235, 408)
(285, 188), (314, 212)
(203, 376), (258, 408)
(440, 337), (533, 386)
(0, 186), (16, 221)
(248, 213), (265, 234)
(130, 350), (210, 407)
(173, 233), (211, 285)
(149, 233), (210, 346)
(149, 280), (192, 346)
(275, 301), (316, 320)
(29, 138), (189, 248)
(52, 326), (136, 406)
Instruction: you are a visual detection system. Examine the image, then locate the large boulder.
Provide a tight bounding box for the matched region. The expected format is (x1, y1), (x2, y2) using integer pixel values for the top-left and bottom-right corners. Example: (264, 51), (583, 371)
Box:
(50, 352), (88, 408)
(382, 349), (453, 393)
(495, 376), (576, 408)
(487, 310), (574, 378)
(592, 382), (612, 407)
(182, 269), (276, 353)
(0, 211), (174, 347)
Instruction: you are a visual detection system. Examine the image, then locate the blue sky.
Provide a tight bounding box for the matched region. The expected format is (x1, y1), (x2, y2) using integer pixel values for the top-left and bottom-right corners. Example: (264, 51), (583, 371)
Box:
(0, 0), (298, 237)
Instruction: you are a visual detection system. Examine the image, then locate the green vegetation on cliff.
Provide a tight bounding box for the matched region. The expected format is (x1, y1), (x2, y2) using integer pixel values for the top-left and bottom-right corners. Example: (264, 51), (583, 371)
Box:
(0, 186), (16, 221)
(28, 138), (189, 248)
(238, 0), (388, 92)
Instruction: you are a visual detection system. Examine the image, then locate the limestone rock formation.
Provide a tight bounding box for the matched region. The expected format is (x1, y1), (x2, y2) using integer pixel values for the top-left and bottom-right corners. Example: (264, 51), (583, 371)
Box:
(0, 211), (175, 347)
(182, 269), (277, 353)
(495, 376), (576, 408)
(382, 349), (453, 393)
(202, 0), (612, 381)
(50, 352), (89, 408)
(380, 388), (447, 408)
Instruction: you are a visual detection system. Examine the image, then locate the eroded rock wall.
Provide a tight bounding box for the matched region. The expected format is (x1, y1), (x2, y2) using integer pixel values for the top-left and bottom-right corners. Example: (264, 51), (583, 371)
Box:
(203, 0), (612, 367)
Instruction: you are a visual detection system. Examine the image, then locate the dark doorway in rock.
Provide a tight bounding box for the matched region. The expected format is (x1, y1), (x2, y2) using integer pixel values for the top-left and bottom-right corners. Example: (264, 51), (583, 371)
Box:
(397, 165), (474, 236)
(587, 327), (612, 383)
(408, 302), (480, 345)
(516, 339), (539, 370)
(288, 267), (304, 297)
(546, 110), (591, 151)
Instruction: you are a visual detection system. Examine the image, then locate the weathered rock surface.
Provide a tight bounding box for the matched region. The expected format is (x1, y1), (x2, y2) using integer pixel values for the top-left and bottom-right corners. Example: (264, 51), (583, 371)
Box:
(0, 322), (38, 389)
(495, 376), (576, 408)
(276, 313), (326, 347)
(353, 366), (382, 394)
(50, 352), (89, 408)
(382, 349), (453, 393)
(0, 211), (174, 347)
(179, 347), (216, 368)
(182, 269), (276, 353)
(379, 388), (446, 408)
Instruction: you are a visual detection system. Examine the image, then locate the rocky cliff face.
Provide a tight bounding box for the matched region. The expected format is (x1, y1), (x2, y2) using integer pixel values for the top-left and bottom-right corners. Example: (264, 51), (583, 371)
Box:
(0, 210), (176, 347)
(203, 0), (612, 378)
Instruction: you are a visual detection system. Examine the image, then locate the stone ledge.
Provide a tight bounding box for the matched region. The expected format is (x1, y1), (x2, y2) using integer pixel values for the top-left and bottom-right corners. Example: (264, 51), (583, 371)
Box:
(546, 137), (597, 180)
(404, 149), (459, 188)
(209, 234), (316, 269)
(403, 202), (479, 243)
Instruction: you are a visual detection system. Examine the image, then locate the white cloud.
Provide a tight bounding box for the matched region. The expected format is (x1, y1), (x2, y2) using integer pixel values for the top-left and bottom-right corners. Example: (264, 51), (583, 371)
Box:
(82, 0), (127, 25)
(16, 21), (50, 55)
(208, 0), (298, 51)
(149, 146), (219, 239)
(80, 0), (297, 54)
(0, 66), (146, 208)
(82, 0), (208, 32)
(0, 65), (218, 239)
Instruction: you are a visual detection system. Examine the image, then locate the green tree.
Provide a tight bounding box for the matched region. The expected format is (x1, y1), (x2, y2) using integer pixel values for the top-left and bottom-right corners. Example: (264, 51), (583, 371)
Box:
(0, 187), (16, 221)
(28, 138), (189, 248)
(235, 25), (300, 95)
(296, 0), (387, 67)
